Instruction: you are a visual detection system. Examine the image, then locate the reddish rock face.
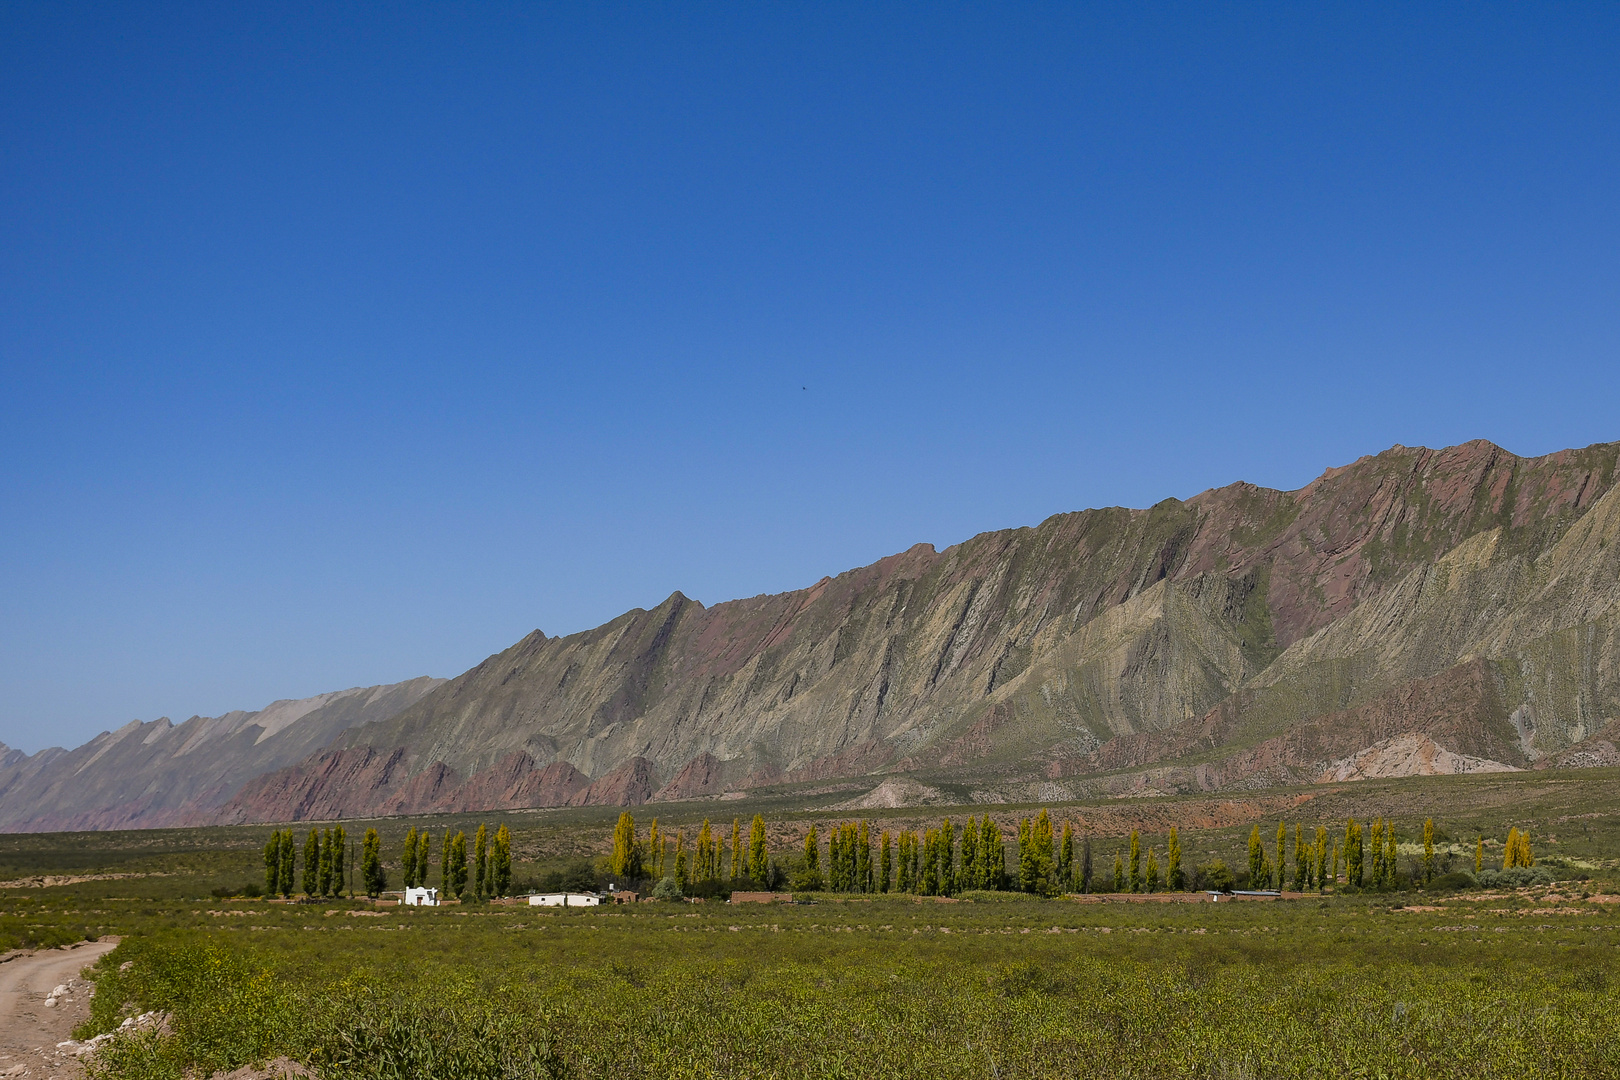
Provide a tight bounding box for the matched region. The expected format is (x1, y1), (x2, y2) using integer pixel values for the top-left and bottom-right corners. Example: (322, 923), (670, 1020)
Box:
(652, 753), (724, 802)
(567, 757), (657, 807)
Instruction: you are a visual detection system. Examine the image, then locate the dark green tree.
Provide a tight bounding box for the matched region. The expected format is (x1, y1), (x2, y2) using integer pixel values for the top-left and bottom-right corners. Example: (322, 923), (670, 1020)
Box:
(402, 826), (419, 889)
(1058, 820), (1074, 889)
(1081, 835), (1093, 893)
(319, 827), (334, 896)
(303, 827), (320, 897)
(278, 829), (294, 898)
(492, 823), (512, 897)
(473, 823), (489, 900)
(263, 834), (280, 895)
(879, 830), (891, 892)
(361, 828), (385, 898)
(1166, 827), (1183, 891)
(332, 825), (348, 898)
(748, 815), (768, 885)
(448, 831), (468, 899)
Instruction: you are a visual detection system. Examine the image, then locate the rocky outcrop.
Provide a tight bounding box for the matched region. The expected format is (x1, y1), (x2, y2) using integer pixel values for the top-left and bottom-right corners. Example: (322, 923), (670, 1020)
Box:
(567, 757), (656, 807)
(1317, 734), (1519, 782)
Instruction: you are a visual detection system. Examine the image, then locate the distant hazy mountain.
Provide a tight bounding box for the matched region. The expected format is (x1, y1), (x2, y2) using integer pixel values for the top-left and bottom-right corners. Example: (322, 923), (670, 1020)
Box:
(10, 438), (1620, 832)
(0, 678), (442, 831)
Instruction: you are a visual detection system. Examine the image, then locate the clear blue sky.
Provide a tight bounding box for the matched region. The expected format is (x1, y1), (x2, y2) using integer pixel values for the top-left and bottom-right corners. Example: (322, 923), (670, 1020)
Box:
(3, 3), (1618, 752)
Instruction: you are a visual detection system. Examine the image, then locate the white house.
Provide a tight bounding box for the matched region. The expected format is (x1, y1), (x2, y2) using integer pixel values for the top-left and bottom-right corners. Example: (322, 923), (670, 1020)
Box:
(527, 892), (600, 907)
(404, 886), (440, 907)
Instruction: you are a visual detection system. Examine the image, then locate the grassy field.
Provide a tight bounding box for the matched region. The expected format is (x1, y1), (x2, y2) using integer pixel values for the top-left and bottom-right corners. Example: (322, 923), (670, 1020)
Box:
(4, 768), (1619, 1079)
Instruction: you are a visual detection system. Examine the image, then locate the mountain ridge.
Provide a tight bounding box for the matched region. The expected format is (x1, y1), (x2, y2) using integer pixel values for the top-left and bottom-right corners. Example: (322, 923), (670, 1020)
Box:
(6, 437), (1619, 831)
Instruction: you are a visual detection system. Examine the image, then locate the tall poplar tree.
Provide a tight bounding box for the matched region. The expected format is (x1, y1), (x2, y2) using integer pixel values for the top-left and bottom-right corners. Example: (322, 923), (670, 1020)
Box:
(982, 817), (1005, 890)
(1345, 820), (1364, 888)
(278, 830), (294, 898)
(413, 828), (426, 893)
(961, 816), (981, 890)
(1017, 818), (1034, 893)
(333, 824), (348, 898)
(492, 824), (512, 897)
(1384, 822), (1399, 886)
(647, 819), (663, 880)
(1247, 825), (1265, 888)
(1032, 811), (1055, 895)
(449, 831), (468, 899)
(1058, 821), (1074, 889)
(1314, 825), (1329, 892)
(319, 828), (334, 896)
(1145, 848), (1159, 892)
(440, 829), (453, 893)
(1422, 818), (1436, 884)
(1292, 825), (1306, 891)
(402, 826), (419, 888)
(747, 815), (767, 884)
(264, 834), (280, 895)
(940, 818), (956, 895)
(730, 818), (742, 881)
(303, 827), (320, 897)
(879, 830), (892, 892)
(1128, 830), (1142, 893)
(1112, 850), (1125, 893)
(1166, 827), (1183, 891)
(1081, 835), (1093, 893)
(473, 823), (489, 900)
(361, 828), (384, 898)
(1475, 836), (1484, 873)
(1274, 821), (1287, 890)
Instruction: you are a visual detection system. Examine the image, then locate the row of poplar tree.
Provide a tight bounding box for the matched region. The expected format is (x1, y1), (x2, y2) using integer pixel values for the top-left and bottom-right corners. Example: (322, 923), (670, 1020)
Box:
(1244, 817), (1532, 891)
(609, 808), (1165, 896)
(261, 822), (513, 900)
(399, 823), (514, 900)
(611, 809), (1534, 895)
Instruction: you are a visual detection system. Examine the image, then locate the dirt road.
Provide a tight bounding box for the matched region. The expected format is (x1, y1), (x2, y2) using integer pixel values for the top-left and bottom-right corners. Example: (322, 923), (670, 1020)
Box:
(0, 939), (118, 1079)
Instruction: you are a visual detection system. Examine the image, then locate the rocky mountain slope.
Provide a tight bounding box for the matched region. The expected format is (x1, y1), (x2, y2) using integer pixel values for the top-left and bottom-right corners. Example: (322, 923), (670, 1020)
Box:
(204, 438), (1620, 823)
(11, 438), (1620, 830)
(0, 679), (442, 831)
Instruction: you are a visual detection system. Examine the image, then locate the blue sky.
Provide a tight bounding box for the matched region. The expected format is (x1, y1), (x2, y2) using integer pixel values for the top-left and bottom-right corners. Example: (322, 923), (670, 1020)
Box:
(3, 3), (1618, 752)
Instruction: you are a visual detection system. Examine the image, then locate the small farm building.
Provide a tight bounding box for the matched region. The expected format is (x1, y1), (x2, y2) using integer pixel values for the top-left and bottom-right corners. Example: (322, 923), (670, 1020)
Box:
(404, 887), (440, 907)
(528, 892), (601, 907)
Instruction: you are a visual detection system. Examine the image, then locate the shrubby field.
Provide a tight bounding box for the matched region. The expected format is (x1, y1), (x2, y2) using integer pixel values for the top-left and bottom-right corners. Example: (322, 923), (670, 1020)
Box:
(1, 769), (1617, 1079)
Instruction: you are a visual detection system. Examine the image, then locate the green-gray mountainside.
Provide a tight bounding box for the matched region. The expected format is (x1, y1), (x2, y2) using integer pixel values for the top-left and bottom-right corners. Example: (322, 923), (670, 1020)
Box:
(206, 438), (1620, 825)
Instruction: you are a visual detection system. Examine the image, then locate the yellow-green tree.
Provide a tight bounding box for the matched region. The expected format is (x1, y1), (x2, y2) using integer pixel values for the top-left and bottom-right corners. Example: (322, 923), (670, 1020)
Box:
(1128, 830), (1142, 893)
(1292, 824), (1306, 891)
(611, 811), (642, 879)
(1475, 836), (1484, 873)
(1503, 827), (1534, 868)
(491, 824), (512, 897)
(1145, 848), (1160, 892)
(1345, 820), (1364, 888)
(1274, 821), (1286, 890)
(402, 826), (419, 888)
(879, 830), (891, 892)
(1166, 826), (1183, 891)
(747, 815), (768, 884)
(1112, 850), (1125, 893)
(1247, 825), (1265, 888)
(730, 818), (742, 881)
(1314, 825), (1329, 891)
